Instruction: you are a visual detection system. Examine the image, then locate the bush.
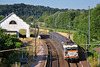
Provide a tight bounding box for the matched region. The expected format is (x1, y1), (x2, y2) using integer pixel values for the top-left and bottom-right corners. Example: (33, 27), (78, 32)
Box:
(49, 29), (53, 32)
(11, 34), (17, 37)
(15, 42), (23, 48)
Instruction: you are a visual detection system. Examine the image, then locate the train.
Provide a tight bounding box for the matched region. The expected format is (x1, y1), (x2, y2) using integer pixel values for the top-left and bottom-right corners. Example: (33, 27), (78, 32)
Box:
(49, 32), (79, 61)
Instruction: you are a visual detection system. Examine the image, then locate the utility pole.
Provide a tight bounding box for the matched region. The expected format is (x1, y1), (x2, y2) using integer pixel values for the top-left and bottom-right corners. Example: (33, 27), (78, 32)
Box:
(55, 12), (61, 32)
(38, 22), (39, 36)
(33, 23), (34, 59)
(88, 6), (90, 47)
(22, 48), (23, 58)
(35, 23), (37, 57)
(46, 23), (47, 34)
(55, 18), (57, 32)
(69, 22), (70, 39)
(37, 22), (40, 48)
(98, 53), (100, 67)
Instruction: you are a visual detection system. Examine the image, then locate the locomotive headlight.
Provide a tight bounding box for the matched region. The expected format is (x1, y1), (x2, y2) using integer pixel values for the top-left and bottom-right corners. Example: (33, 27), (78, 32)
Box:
(66, 54), (69, 57)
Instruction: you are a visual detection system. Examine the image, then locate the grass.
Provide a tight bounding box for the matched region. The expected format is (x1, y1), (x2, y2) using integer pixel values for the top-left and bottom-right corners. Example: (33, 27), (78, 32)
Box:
(40, 27), (76, 34)
(19, 37), (44, 67)
(88, 56), (98, 67)
(19, 37), (36, 67)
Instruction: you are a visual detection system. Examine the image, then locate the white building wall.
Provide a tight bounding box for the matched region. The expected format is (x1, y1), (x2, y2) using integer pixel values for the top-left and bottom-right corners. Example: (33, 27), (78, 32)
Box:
(0, 13), (30, 37)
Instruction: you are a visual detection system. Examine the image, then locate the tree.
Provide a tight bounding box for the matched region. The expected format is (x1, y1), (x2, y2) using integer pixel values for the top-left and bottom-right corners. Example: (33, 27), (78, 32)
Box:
(0, 15), (4, 21)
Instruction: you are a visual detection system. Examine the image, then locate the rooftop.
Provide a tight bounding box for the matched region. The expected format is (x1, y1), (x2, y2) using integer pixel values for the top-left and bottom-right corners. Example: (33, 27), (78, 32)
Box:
(93, 47), (100, 53)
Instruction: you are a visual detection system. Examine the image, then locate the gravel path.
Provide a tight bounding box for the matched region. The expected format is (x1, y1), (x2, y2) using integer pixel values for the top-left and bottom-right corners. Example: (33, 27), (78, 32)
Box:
(31, 46), (45, 67)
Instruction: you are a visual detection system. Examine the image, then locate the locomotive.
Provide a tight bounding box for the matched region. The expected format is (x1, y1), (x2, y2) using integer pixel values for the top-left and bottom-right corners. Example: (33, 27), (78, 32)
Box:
(49, 32), (79, 61)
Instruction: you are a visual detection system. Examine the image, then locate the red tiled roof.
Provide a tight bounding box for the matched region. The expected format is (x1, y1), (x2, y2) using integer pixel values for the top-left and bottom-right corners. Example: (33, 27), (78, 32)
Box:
(93, 47), (100, 53)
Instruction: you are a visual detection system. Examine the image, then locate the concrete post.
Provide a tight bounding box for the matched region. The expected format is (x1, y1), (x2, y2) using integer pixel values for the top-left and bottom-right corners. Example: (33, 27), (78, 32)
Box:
(26, 28), (30, 38)
(17, 31), (19, 37)
(98, 53), (100, 67)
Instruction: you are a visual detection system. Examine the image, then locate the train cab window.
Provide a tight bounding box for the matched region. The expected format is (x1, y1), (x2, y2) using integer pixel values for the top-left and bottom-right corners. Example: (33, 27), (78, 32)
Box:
(72, 47), (77, 50)
(66, 48), (71, 51)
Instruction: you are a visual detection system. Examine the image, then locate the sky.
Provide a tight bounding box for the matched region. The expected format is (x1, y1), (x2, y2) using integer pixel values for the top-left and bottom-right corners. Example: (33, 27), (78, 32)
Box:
(0, 0), (100, 9)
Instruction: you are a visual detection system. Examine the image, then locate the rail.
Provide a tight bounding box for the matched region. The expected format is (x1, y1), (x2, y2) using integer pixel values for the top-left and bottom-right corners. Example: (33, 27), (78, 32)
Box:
(44, 42), (48, 67)
(45, 39), (59, 67)
(49, 39), (59, 67)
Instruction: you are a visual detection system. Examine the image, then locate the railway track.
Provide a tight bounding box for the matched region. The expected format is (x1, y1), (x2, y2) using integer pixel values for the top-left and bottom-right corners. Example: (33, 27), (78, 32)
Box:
(41, 34), (88, 67)
(48, 38), (81, 67)
(41, 35), (80, 67)
(40, 34), (59, 67)
(45, 39), (59, 67)
(68, 61), (81, 67)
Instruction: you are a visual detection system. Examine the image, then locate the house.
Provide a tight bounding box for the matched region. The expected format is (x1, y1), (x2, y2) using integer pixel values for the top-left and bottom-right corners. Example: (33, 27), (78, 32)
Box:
(0, 12), (30, 38)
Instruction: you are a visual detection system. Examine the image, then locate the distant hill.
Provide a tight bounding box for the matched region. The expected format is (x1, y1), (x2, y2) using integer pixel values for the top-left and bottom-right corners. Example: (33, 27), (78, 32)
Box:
(0, 3), (68, 20)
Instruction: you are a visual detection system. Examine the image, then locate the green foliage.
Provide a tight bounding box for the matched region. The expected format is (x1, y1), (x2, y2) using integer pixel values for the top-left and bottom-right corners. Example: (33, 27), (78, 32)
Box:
(66, 5), (100, 66)
(39, 11), (51, 22)
(40, 27), (75, 34)
(0, 15), (4, 21)
(0, 33), (23, 50)
(10, 34), (17, 37)
(0, 3), (68, 22)
(15, 42), (23, 48)
(49, 29), (53, 32)
(0, 28), (24, 50)
(43, 5), (100, 46)
(0, 28), (24, 66)
(43, 9), (86, 30)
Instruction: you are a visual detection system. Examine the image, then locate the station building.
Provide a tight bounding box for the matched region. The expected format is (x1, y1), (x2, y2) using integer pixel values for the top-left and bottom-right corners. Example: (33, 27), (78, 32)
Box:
(0, 12), (30, 38)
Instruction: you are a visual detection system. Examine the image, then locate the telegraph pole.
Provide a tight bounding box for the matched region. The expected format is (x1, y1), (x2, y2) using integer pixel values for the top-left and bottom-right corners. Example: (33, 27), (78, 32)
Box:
(33, 23), (34, 59)
(38, 22), (39, 36)
(35, 23), (37, 57)
(55, 18), (57, 32)
(37, 22), (40, 48)
(55, 12), (61, 32)
(46, 23), (47, 34)
(88, 6), (90, 51)
(69, 22), (70, 39)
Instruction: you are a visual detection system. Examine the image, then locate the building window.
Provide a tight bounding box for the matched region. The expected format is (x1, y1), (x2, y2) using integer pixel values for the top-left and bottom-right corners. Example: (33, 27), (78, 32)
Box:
(9, 20), (17, 24)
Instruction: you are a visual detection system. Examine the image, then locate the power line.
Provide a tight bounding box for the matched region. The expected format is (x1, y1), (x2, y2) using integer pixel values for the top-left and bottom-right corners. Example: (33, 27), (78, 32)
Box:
(70, 26), (88, 34)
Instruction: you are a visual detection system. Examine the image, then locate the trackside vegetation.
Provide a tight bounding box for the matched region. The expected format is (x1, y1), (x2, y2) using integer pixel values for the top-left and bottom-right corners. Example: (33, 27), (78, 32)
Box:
(0, 28), (25, 66)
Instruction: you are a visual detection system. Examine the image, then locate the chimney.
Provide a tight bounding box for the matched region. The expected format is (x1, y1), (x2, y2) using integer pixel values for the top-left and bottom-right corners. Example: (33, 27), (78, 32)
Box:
(5, 14), (7, 17)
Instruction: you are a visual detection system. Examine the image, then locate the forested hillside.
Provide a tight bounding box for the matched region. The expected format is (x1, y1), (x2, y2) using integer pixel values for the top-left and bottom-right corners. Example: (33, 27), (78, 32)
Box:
(41, 4), (100, 66)
(41, 5), (100, 41)
(0, 3), (68, 20)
